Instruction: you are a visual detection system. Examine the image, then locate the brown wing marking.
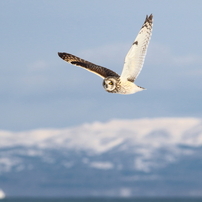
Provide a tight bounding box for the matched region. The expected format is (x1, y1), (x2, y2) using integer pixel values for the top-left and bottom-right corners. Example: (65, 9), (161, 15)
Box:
(58, 52), (119, 79)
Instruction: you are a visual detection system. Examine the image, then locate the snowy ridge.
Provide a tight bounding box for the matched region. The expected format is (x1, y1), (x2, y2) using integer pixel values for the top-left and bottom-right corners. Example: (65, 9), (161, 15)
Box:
(1, 117), (202, 172)
(0, 118), (202, 197)
(1, 117), (202, 150)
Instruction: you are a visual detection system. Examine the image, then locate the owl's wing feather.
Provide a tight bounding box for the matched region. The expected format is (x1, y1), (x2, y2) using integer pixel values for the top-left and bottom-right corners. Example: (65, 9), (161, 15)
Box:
(120, 14), (153, 82)
(58, 52), (119, 79)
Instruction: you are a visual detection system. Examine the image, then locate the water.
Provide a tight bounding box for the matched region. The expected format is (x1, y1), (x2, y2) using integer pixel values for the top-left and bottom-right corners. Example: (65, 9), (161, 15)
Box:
(1, 198), (202, 202)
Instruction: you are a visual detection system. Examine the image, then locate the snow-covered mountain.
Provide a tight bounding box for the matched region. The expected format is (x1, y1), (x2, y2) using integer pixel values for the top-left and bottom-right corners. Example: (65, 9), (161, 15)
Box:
(0, 118), (202, 197)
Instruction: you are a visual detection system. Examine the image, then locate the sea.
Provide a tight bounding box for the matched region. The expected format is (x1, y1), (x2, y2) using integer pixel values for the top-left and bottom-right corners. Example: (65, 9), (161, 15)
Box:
(1, 198), (202, 202)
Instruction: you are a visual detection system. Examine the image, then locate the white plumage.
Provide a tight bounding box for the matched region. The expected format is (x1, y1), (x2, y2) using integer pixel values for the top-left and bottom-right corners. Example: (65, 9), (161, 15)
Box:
(58, 14), (153, 95)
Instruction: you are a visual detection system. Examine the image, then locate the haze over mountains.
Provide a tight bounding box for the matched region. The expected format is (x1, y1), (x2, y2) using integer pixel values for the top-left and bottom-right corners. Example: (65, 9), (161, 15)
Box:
(0, 118), (202, 197)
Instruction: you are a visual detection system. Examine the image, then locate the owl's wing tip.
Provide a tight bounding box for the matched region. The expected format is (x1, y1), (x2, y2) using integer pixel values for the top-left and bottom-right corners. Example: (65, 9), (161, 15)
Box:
(146, 14), (153, 22)
(58, 52), (64, 58)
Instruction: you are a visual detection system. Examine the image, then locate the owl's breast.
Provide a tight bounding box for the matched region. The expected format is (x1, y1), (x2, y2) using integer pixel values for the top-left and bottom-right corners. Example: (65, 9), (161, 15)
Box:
(118, 80), (144, 94)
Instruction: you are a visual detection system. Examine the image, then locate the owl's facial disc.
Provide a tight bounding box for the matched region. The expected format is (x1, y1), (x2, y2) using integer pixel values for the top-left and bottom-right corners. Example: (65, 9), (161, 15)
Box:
(102, 77), (117, 92)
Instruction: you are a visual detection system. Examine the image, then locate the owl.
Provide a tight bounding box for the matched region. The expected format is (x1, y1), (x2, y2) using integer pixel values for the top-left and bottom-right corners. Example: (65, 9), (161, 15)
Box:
(58, 14), (153, 95)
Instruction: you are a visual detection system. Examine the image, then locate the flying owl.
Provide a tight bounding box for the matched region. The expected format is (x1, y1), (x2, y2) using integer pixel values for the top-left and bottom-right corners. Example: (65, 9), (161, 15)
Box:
(58, 14), (153, 95)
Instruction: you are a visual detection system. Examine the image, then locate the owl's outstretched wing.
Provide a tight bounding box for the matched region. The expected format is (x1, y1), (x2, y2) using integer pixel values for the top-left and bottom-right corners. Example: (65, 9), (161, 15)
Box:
(58, 52), (119, 79)
(120, 14), (153, 82)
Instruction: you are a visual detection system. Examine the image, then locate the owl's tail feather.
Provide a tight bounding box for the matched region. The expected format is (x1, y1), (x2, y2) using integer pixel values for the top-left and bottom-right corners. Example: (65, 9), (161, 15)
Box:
(137, 85), (146, 90)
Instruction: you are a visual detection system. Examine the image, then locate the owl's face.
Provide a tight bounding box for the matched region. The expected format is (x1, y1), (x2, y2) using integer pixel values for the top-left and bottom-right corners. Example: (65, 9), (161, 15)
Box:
(102, 77), (120, 93)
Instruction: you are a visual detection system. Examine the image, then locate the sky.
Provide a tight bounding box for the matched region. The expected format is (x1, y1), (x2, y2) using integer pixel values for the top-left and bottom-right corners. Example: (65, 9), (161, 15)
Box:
(0, 0), (202, 131)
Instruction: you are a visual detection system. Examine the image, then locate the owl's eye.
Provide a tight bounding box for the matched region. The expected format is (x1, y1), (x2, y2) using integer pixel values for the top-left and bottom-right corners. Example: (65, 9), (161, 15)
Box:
(109, 81), (113, 85)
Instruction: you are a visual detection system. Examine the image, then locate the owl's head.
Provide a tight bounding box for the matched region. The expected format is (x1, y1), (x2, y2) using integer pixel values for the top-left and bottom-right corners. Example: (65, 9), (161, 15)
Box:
(102, 77), (119, 93)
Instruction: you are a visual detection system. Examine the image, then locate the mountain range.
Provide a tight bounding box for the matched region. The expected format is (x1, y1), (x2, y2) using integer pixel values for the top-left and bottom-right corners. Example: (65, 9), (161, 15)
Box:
(0, 118), (202, 197)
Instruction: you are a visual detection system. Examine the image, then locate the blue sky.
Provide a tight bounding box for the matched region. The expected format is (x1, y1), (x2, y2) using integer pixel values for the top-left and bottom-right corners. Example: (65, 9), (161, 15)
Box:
(0, 0), (202, 131)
